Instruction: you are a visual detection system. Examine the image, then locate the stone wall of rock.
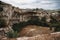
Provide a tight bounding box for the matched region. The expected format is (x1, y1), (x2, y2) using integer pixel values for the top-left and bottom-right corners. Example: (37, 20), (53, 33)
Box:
(0, 1), (59, 27)
(1, 32), (60, 40)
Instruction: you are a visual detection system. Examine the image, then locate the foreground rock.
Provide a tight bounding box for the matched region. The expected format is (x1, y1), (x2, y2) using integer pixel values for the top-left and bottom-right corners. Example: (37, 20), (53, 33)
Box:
(17, 32), (60, 40)
(1, 32), (60, 40)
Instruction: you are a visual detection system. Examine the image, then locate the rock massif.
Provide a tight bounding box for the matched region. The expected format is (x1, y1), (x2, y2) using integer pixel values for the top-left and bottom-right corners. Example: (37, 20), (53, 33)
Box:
(0, 1), (60, 28)
(0, 1), (60, 40)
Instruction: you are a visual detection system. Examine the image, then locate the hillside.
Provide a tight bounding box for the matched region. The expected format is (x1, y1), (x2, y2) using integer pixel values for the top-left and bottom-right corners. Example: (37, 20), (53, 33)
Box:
(0, 1), (60, 40)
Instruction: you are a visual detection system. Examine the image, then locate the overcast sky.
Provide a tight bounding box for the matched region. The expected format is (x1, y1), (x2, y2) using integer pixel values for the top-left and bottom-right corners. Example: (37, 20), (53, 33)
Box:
(0, 0), (60, 9)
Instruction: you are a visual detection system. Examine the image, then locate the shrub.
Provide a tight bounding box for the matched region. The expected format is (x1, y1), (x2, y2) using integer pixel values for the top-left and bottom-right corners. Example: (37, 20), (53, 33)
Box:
(12, 21), (27, 32)
(6, 31), (19, 38)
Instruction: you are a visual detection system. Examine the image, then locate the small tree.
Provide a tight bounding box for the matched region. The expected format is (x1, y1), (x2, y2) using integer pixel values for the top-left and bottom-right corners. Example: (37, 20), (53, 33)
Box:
(50, 16), (57, 23)
(27, 16), (41, 25)
(6, 31), (19, 38)
(12, 21), (27, 32)
(49, 16), (60, 31)
(40, 16), (49, 26)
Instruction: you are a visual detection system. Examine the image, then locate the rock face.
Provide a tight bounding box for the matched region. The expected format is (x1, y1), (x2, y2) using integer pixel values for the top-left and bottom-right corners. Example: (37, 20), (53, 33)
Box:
(0, 1), (51, 26)
(0, 1), (22, 24)
(0, 1), (59, 27)
(0, 1), (53, 34)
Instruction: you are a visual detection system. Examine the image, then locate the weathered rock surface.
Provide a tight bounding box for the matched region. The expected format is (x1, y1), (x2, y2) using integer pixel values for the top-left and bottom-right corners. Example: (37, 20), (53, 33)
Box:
(16, 32), (60, 40)
(1, 32), (60, 40)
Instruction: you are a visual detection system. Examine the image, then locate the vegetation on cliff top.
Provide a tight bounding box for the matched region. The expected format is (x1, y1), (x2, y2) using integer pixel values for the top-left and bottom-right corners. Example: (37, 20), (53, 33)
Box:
(12, 16), (60, 32)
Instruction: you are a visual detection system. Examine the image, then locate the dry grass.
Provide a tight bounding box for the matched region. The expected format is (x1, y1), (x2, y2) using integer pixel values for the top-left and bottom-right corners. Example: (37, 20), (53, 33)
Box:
(17, 32), (60, 40)
(19, 25), (53, 37)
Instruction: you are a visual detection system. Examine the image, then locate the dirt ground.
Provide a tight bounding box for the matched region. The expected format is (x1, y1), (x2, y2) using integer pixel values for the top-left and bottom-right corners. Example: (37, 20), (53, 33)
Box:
(19, 25), (54, 37)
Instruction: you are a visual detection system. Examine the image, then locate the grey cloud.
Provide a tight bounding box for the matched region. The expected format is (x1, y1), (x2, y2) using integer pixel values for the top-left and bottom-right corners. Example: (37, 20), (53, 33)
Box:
(1, 0), (60, 9)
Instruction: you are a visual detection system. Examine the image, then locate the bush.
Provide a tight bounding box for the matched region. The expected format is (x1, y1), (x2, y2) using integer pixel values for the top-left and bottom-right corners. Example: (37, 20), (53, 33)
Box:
(27, 16), (41, 25)
(6, 31), (19, 38)
(12, 21), (27, 32)
(12, 23), (20, 32)
(49, 16), (60, 31)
